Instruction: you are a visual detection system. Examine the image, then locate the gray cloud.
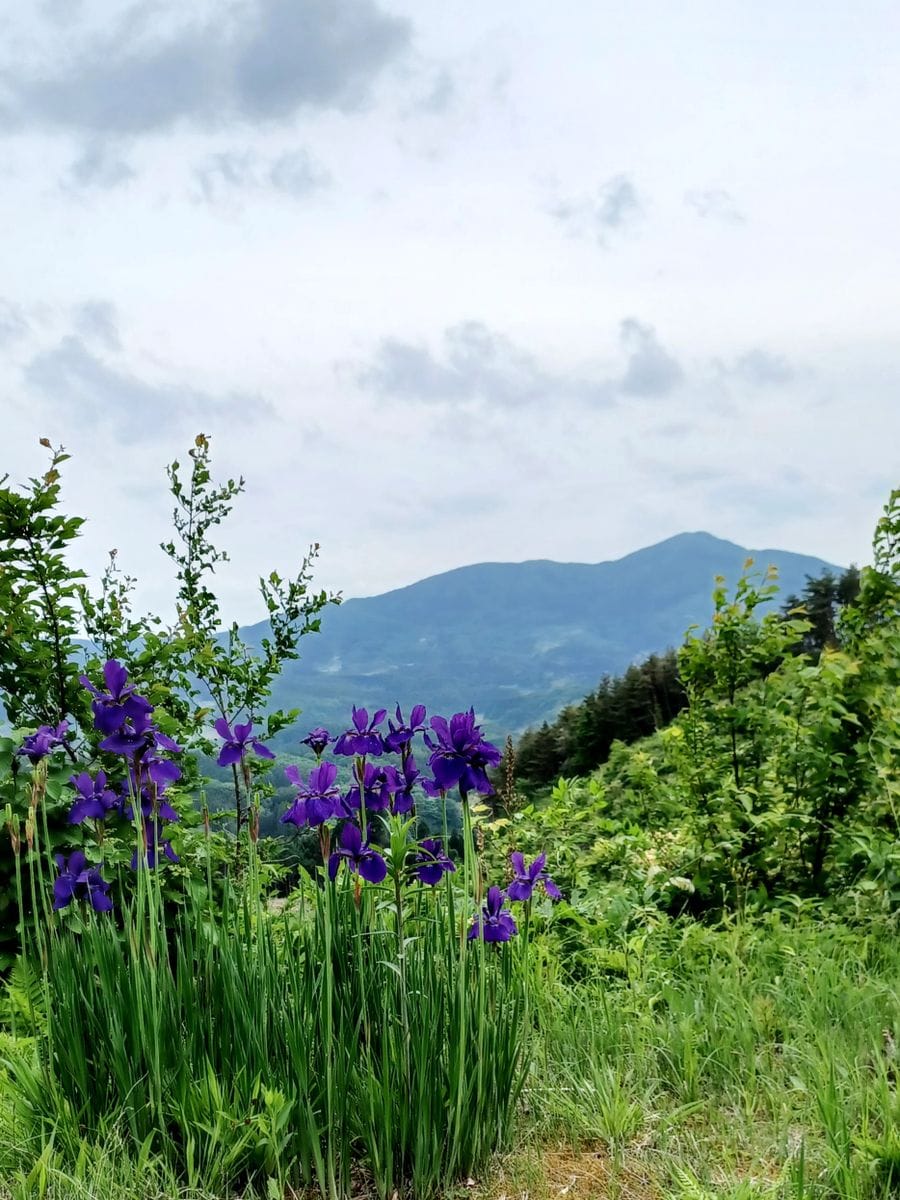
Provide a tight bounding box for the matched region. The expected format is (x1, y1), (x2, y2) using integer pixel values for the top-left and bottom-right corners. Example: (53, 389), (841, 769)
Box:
(619, 319), (683, 397)
(74, 300), (120, 351)
(721, 348), (797, 387)
(358, 317), (682, 408)
(65, 140), (136, 190)
(195, 146), (329, 202)
(267, 148), (328, 197)
(233, 0), (409, 121)
(665, 465), (728, 487)
(25, 336), (271, 442)
(550, 174), (643, 245)
(633, 456), (727, 487)
(382, 488), (502, 531)
(5, 0), (411, 137)
(195, 150), (255, 201)
(359, 321), (616, 409)
(686, 188), (745, 224)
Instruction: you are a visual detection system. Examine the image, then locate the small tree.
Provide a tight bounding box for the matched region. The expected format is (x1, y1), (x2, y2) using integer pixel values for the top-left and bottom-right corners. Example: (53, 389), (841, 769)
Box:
(160, 433), (338, 832)
(0, 441), (89, 736)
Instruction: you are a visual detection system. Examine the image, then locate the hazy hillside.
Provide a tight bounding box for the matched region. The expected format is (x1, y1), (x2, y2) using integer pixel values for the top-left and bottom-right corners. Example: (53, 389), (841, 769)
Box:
(242, 532), (839, 741)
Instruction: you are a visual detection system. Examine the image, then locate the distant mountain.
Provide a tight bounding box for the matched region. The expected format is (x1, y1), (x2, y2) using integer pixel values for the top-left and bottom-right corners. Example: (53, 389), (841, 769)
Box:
(244, 532), (840, 742)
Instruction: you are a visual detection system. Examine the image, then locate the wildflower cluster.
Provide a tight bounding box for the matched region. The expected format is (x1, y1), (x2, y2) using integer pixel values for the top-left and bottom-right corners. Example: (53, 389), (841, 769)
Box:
(16, 661), (188, 913)
(280, 704), (480, 887)
(463, 850), (562, 943)
(16, 678), (561, 933)
(465, 852), (562, 943)
(279, 704), (561, 937)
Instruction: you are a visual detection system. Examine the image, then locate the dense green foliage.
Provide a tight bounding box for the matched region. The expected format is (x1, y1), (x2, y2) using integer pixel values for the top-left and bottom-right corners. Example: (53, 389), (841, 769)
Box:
(514, 564), (862, 788)
(782, 565), (861, 656)
(0, 442), (89, 733)
(491, 493), (899, 922)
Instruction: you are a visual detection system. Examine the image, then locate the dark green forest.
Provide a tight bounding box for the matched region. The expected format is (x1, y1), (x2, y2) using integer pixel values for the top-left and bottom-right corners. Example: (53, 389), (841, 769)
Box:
(514, 565), (861, 787)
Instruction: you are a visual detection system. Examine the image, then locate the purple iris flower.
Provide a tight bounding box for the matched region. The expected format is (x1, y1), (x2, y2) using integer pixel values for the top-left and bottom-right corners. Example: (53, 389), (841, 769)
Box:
(341, 761), (395, 815)
(301, 727), (332, 757)
(99, 710), (181, 759)
(414, 838), (456, 885)
(420, 777), (445, 799)
(131, 822), (179, 870)
(68, 771), (118, 824)
(53, 851), (113, 913)
(425, 710), (502, 797)
(214, 718), (275, 767)
(327, 822), (387, 884)
(384, 704), (427, 754)
(79, 660), (152, 736)
(333, 706), (386, 758)
(142, 751), (182, 788)
(124, 784), (179, 824)
(385, 754), (421, 815)
(468, 886), (518, 943)
(281, 761), (341, 827)
(506, 852), (562, 902)
(17, 721), (68, 764)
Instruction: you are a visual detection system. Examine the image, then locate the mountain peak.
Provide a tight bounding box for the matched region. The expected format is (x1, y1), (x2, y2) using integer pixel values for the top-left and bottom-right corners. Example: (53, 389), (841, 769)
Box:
(260, 533), (841, 741)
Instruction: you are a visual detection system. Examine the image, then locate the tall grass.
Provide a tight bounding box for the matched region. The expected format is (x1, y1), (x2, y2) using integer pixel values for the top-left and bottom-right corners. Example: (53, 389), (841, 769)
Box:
(4, 907), (899, 1198)
(6, 820), (529, 1200)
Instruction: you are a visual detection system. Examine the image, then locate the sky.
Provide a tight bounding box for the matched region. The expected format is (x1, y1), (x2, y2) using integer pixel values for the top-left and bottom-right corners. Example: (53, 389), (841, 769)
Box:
(1, 0), (898, 625)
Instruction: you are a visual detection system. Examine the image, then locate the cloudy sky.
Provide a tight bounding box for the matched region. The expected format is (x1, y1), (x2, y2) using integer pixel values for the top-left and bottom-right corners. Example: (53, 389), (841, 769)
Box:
(2, 0), (898, 623)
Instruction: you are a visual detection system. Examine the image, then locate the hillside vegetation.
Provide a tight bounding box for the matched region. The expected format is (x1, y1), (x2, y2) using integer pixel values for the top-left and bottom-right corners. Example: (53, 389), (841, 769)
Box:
(0, 439), (897, 1199)
(514, 564), (860, 786)
(494, 527), (897, 921)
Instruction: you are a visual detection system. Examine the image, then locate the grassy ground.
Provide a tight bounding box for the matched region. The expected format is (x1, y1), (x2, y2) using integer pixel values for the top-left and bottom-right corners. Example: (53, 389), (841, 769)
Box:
(512, 917), (900, 1200)
(1, 915), (897, 1200)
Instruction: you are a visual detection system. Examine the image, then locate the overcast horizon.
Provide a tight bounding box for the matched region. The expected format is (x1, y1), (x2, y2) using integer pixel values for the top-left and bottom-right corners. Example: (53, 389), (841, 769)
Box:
(2, 1), (897, 625)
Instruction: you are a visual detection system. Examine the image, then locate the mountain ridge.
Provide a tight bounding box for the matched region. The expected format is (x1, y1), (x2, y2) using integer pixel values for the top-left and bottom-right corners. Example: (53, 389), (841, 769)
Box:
(249, 532), (841, 741)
